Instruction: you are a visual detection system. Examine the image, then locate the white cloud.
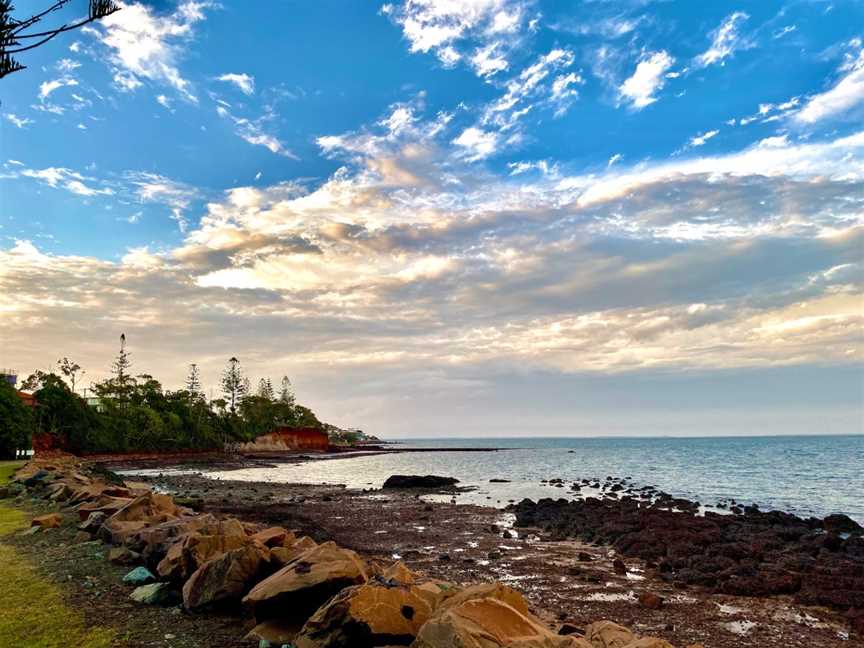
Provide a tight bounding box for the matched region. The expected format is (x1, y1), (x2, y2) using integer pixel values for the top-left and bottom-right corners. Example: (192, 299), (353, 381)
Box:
(87, 1), (214, 101)
(793, 46), (864, 125)
(156, 94), (171, 108)
(618, 51), (675, 109)
(39, 77), (78, 99)
(56, 58), (82, 72)
(4, 114), (33, 129)
(688, 129), (719, 148)
(216, 73), (255, 95)
(216, 105), (297, 159)
(482, 48), (578, 130)
(453, 126), (500, 160)
(471, 43), (509, 77)
(19, 166), (113, 197)
(383, 0), (535, 78)
(696, 12), (750, 67)
(607, 153), (623, 168)
(125, 171), (199, 231)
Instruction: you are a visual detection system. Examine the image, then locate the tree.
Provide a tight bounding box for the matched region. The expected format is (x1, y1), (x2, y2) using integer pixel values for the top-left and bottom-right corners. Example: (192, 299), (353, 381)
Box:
(221, 357), (246, 414)
(32, 373), (98, 453)
(20, 369), (50, 391)
(57, 357), (83, 393)
(0, 378), (32, 458)
(257, 377), (274, 401)
(1, 0), (120, 79)
(279, 375), (295, 406)
(185, 363), (201, 398)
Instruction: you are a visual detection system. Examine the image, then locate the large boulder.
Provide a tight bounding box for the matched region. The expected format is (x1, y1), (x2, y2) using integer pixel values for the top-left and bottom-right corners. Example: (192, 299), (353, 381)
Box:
(243, 541), (368, 623)
(77, 495), (135, 521)
(100, 492), (187, 545)
(182, 542), (273, 610)
(271, 535), (319, 566)
(383, 476), (459, 489)
(412, 596), (592, 648)
(158, 531), (251, 581)
(130, 514), (242, 561)
(294, 575), (453, 647)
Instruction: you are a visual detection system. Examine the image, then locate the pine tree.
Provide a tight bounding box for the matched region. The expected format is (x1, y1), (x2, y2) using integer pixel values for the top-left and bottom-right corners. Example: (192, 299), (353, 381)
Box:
(1, 0), (121, 80)
(258, 377), (274, 400)
(111, 333), (133, 402)
(279, 375), (295, 406)
(185, 363), (201, 398)
(221, 357), (246, 414)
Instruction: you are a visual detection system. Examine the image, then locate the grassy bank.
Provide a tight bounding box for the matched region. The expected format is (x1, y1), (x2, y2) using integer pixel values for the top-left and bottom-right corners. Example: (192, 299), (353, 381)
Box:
(0, 461), (116, 648)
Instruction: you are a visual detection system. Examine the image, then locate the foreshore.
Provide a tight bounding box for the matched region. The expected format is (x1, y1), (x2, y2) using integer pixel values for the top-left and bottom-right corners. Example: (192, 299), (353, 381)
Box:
(108, 450), (861, 647)
(1, 451), (860, 647)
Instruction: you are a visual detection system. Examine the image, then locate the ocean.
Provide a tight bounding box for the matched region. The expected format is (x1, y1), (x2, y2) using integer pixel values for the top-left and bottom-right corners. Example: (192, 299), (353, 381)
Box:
(204, 435), (864, 523)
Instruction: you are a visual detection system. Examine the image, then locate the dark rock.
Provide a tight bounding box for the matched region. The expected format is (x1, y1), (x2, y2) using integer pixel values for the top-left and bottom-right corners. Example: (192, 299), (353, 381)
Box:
(382, 475), (459, 489)
(489, 479), (511, 483)
(824, 513), (863, 535)
(612, 558), (627, 575)
(558, 623), (584, 636)
(638, 592), (663, 609)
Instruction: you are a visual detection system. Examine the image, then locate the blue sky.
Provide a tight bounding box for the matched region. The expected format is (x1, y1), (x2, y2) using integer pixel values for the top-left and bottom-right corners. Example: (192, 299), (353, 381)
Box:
(1, 0), (862, 437)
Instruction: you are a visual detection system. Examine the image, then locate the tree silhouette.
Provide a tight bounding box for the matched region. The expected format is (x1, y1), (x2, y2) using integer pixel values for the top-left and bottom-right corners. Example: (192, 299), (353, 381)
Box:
(221, 357), (247, 414)
(185, 363), (201, 398)
(57, 356), (83, 393)
(1, 0), (120, 79)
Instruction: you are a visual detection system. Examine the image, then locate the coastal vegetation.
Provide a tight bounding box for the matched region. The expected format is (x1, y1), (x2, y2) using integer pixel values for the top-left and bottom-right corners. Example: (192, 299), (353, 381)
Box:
(3, 336), (326, 457)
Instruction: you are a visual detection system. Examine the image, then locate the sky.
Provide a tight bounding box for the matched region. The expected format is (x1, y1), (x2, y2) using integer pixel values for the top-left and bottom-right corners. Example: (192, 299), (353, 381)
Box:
(1, 0), (862, 438)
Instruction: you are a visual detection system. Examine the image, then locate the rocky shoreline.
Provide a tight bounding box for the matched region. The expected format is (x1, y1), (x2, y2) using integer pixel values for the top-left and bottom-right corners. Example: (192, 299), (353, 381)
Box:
(118, 460), (860, 646)
(3, 455), (861, 647)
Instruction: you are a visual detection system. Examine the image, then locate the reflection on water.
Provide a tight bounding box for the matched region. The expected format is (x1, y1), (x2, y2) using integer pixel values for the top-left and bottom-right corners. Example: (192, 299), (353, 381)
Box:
(200, 435), (863, 522)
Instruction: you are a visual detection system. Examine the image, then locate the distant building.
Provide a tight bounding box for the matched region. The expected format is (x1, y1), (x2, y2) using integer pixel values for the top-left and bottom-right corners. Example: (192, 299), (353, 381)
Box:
(1, 369), (17, 387)
(238, 426), (330, 453)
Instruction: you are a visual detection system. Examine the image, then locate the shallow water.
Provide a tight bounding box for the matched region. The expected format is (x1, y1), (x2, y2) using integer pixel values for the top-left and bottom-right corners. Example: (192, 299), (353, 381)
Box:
(204, 435), (863, 522)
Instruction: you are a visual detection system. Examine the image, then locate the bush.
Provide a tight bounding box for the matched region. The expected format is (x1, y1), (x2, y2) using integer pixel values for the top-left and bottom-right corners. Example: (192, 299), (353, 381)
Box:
(0, 381), (33, 459)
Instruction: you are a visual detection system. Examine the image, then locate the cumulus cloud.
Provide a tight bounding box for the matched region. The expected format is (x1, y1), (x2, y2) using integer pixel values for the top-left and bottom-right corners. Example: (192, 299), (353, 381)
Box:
(618, 51), (675, 109)
(86, 1), (214, 101)
(216, 72), (255, 95)
(696, 12), (750, 67)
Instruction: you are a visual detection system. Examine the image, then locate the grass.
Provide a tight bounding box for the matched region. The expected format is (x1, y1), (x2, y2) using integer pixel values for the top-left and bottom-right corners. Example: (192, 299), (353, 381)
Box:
(0, 461), (117, 648)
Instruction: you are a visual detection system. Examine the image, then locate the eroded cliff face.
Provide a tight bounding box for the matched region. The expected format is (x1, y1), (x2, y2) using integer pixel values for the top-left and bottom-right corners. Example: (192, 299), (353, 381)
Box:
(237, 426), (329, 453)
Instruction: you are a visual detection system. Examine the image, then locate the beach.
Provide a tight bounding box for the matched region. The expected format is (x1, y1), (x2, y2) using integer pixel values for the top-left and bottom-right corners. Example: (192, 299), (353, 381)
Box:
(96, 443), (864, 647)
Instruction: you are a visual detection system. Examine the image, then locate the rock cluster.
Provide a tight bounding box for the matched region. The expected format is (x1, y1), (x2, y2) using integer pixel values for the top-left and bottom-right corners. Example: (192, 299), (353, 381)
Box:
(511, 495), (864, 634)
(8, 457), (709, 647)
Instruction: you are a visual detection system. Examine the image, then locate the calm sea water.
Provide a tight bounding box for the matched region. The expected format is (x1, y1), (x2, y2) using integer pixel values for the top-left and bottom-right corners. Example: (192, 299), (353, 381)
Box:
(205, 435), (864, 523)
